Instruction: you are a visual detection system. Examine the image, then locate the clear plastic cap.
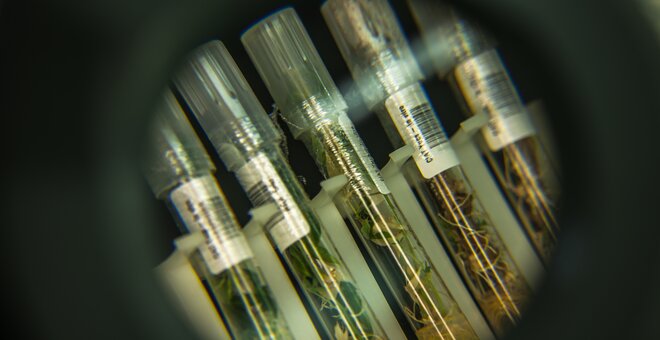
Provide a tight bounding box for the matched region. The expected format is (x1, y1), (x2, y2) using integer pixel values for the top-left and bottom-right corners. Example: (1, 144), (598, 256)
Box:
(174, 41), (281, 171)
(322, 0), (423, 109)
(241, 8), (348, 137)
(408, 0), (494, 78)
(143, 90), (215, 198)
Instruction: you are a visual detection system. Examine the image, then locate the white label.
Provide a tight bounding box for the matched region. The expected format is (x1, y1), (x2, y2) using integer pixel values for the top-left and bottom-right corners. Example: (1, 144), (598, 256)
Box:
(337, 114), (391, 194)
(236, 153), (311, 251)
(454, 50), (536, 151)
(170, 176), (253, 274)
(385, 83), (460, 178)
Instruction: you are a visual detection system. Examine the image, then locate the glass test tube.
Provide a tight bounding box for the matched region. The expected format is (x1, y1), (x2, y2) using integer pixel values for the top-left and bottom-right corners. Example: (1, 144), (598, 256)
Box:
(242, 8), (477, 340)
(142, 91), (291, 340)
(408, 0), (560, 263)
(174, 41), (385, 340)
(322, 0), (531, 335)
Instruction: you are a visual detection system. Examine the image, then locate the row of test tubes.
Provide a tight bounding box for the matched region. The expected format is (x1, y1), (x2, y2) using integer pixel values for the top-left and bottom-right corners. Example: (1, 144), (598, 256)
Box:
(143, 1), (560, 339)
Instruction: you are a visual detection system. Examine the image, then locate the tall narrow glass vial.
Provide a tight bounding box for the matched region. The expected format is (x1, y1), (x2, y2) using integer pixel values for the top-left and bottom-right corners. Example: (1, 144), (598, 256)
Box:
(242, 9), (477, 339)
(321, 0), (531, 335)
(143, 91), (292, 340)
(174, 41), (385, 340)
(408, 0), (560, 263)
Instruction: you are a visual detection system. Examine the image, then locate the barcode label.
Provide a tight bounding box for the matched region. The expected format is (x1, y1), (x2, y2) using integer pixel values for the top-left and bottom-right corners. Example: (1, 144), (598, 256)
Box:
(170, 176), (253, 275)
(385, 83), (459, 178)
(337, 114), (391, 194)
(236, 153), (310, 251)
(454, 50), (535, 151)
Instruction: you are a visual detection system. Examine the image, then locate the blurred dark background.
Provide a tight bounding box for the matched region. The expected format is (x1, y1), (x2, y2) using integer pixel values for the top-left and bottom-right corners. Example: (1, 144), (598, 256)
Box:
(2, 0), (660, 339)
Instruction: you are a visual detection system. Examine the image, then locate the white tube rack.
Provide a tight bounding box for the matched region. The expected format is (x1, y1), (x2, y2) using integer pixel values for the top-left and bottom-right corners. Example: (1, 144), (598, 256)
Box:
(154, 231), (231, 340)
(154, 105), (553, 339)
(450, 112), (545, 289)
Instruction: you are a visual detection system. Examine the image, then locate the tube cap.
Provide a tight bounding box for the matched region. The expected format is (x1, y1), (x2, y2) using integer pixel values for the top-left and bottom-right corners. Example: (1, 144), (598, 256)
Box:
(143, 91), (215, 198)
(322, 0), (423, 109)
(174, 41), (280, 170)
(408, 0), (494, 78)
(241, 8), (347, 137)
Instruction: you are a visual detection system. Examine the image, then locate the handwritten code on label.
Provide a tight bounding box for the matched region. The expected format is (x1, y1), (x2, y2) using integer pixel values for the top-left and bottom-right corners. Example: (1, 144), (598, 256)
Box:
(385, 83), (459, 178)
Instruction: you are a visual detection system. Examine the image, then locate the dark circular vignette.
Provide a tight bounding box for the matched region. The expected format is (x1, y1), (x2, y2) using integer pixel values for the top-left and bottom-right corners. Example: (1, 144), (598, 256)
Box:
(2, 0), (660, 339)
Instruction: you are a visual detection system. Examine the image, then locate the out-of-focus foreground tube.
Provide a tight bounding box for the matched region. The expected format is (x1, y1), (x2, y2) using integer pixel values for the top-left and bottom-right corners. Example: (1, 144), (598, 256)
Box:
(142, 91), (292, 340)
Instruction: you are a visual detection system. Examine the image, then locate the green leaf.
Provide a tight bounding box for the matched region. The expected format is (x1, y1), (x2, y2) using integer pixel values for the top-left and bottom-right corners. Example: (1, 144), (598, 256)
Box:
(314, 243), (338, 265)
